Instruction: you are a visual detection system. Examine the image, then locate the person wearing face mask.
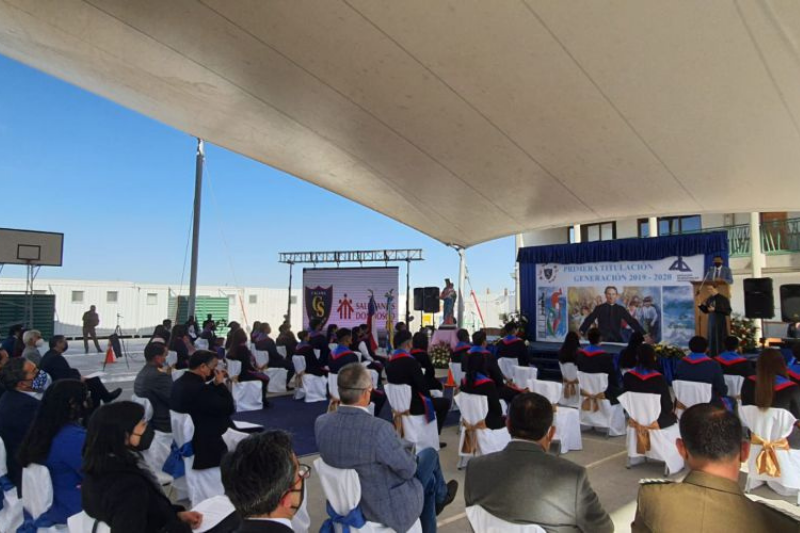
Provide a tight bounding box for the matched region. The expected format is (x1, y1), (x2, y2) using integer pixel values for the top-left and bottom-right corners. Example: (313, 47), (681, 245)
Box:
(82, 402), (206, 532)
(134, 342), (176, 433)
(21, 328), (45, 365)
(170, 350), (235, 471)
(704, 255), (734, 285)
(221, 430), (308, 532)
(18, 380), (90, 524)
(0, 357), (42, 490)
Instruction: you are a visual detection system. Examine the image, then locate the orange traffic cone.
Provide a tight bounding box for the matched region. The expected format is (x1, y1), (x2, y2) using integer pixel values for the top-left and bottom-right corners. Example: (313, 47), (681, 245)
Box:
(445, 367), (456, 388)
(104, 343), (116, 364)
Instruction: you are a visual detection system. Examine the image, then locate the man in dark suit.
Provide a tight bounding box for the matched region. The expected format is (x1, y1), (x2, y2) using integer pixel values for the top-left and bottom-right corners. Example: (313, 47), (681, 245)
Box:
(699, 283), (731, 356)
(704, 255), (734, 285)
(170, 350), (234, 469)
(222, 430), (305, 533)
(0, 358), (41, 490)
(579, 286), (644, 343)
(133, 342), (174, 433)
(316, 363), (457, 533)
(465, 392), (612, 532)
(40, 335), (121, 409)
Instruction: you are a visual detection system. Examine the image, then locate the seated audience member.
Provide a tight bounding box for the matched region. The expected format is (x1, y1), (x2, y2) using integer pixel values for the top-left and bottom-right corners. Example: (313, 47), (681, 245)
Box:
(315, 363), (457, 533)
(169, 325), (194, 369)
(714, 335), (754, 377)
(21, 328), (44, 365)
(328, 328), (386, 417)
(557, 331), (581, 365)
(41, 335), (122, 407)
(221, 430), (307, 533)
(18, 380), (89, 523)
(254, 323), (295, 388)
(185, 316), (199, 342)
(675, 336), (727, 402)
(351, 325), (384, 377)
(1, 324), (22, 356)
(412, 332), (443, 393)
(576, 328), (622, 403)
(632, 403), (797, 532)
(386, 330), (451, 435)
(133, 342), (174, 433)
(227, 328), (272, 405)
(200, 319), (217, 345)
(741, 348), (800, 448)
(460, 347), (505, 429)
(148, 325), (169, 346)
(789, 343), (800, 385)
(170, 351), (235, 471)
(622, 344), (677, 429)
(308, 318), (331, 366)
(0, 358), (42, 488)
(82, 402), (204, 532)
(224, 322), (242, 352)
(295, 331), (328, 377)
(465, 392), (612, 532)
(496, 321), (528, 366)
(276, 322), (298, 358)
(451, 329), (471, 366)
(618, 331), (645, 372)
(326, 324), (339, 346)
(468, 330), (522, 403)
(250, 321), (262, 345)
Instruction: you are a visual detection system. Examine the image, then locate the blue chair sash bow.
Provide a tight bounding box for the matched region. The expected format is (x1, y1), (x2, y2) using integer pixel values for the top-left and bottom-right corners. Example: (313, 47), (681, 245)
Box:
(17, 508), (57, 533)
(163, 441), (194, 479)
(320, 501), (367, 533)
(0, 474), (14, 510)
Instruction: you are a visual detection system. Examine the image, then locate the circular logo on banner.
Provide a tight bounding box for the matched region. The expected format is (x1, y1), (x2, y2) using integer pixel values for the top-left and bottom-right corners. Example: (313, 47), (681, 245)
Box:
(538, 264), (559, 283)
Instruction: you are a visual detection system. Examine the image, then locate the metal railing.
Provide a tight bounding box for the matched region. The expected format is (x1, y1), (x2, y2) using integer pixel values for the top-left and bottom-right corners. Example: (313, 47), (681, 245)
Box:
(686, 217), (800, 257)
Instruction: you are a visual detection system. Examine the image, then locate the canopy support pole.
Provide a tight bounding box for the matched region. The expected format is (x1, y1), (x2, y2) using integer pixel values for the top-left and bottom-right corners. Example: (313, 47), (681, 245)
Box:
(187, 138), (204, 320)
(457, 247), (466, 328)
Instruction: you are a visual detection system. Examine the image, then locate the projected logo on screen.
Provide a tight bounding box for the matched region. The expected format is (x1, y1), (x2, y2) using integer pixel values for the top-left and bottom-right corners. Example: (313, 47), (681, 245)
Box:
(305, 285), (333, 326)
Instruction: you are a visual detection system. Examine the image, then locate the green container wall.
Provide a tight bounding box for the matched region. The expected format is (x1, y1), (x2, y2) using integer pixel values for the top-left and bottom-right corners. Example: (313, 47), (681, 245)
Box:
(170, 296), (231, 337)
(0, 294), (56, 339)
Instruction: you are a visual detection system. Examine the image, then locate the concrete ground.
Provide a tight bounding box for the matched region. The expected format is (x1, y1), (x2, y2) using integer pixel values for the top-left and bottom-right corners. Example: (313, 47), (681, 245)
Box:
(60, 341), (800, 532)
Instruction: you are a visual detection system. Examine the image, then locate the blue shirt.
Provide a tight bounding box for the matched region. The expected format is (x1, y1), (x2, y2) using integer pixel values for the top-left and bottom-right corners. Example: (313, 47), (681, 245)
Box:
(45, 424), (86, 523)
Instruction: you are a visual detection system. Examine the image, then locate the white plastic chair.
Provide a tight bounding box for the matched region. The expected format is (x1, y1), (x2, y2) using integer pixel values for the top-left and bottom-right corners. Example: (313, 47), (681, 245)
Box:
(497, 358), (516, 383)
(466, 505), (545, 533)
(514, 366), (537, 389)
(194, 339), (209, 350)
(169, 411), (225, 507)
(292, 356), (307, 400)
(577, 372), (626, 436)
(171, 368), (188, 382)
(672, 380), (712, 418)
(130, 395), (174, 487)
(67, 511), (111, 533)
(617, 392), (684, 475)
(454, 393), (511, 468)
(528, 380), (582, 454)
(292, 356), (326, 403)
(225, 360), (263, 412)
(0, 437), (23, 533)
(724, 375), (745, 400)
(21, 464), (68, 532)
(166, 351), (178, 368)
(252, 349), (269, 368)
(559, 363), (581, 408)
(266, 368), (288, 393)
(314, 458), (422, 533)
(740, 406), (800, 503)
(384, 384), (439, 453)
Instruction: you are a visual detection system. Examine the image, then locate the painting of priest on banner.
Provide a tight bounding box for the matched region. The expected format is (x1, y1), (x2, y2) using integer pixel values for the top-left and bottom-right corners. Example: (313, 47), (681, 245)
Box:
(579, 286), (644, 343)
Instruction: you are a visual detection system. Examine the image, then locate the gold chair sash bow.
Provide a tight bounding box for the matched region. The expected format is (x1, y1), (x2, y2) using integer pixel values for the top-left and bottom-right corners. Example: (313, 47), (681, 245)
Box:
(392, 410), (411, 438)
(673, 400), (688, 414)
(751, 433), (790, 477)
(580, 389), (605, 412)
(551, 403), (558, 413)
(563, 379), (579, 398)
(327, 398), (340, 413)
(461, 419), (488, 454)
(628, 419), (660, 453)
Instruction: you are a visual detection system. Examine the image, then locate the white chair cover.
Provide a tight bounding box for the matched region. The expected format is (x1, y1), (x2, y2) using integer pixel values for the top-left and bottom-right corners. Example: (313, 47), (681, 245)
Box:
(514, 366), (537, 388)
(672, 380), (712, 418)
(169, 411), (225, 507)
(292, 356), (307, 400)
(266, 368), (288, 393)
(328, 373), (341, 411)
(131, 395), (174, 485)
(465, 506), (545, 533)
(276, 345), (288, 358)
(166, 351), (178, 368)
(130, 394), (154, 422)
(226, 360), (243, 379)
(21, 464), (68, 531)
(724, 375), (745, 400)
(314, 349), (322, 360)
(233, 381), (263, 412)
(0, 437), (23, 533)
(528, 380), (582, 454)
(369, 370), (379, 390)
(253, 349), (269, 368)
(171, 368), (188, 382)
(303, 373), (328, 403)
(221, 428), (250, 452)
(617, 392), (684, 475)
(740, 405), (800, 500)
(454, 393), (511, 468)
(67, 511), (111, 533)
(384, 384), (439, 453)
(497, 358), (516, 382)
(194, 339), (209, 350)
(358, 341), (373, 362)
(577, 372), (626, 436)
(559, 363), (581, 408)
(314, 458), (422, 533)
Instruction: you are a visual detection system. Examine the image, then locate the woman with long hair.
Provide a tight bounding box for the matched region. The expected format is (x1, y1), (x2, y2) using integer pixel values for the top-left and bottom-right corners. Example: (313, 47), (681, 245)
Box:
(557, 331), (581, 364)
(226, 327), (271, 406)
(18, 379), (89, 523)
(169, 325), (194, 370)
(621, 344), (676, 429)
(82, 402), (203, 532)
(618, 331), (645, 372)
(741, 349), (800, 448)
(460, 350), (505, 429)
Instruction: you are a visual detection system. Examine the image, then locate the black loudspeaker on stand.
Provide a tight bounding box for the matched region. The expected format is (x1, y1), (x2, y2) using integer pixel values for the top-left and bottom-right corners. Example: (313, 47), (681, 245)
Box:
(413, 287), (440, 313)
(744, 278), (774, 319)
(780, 284), (800, 322)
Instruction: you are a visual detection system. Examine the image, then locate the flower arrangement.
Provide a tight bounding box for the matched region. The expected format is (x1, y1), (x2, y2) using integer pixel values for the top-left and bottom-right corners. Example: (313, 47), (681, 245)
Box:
(730, 313), (758, 353)
(429, 342), (452, 369)
(653, 343), (687, 359)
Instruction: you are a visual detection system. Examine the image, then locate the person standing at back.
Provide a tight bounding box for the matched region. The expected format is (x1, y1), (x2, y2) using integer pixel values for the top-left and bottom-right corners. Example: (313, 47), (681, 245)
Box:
(82, 305), (102, 354)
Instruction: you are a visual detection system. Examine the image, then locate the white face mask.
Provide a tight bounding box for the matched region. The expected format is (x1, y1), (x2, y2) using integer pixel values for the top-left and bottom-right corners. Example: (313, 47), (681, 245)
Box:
(35, 339), (44, 348)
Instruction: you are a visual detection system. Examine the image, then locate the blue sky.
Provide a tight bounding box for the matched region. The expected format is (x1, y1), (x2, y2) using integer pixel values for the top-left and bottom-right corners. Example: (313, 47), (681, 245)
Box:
(0, 54), (516, 294)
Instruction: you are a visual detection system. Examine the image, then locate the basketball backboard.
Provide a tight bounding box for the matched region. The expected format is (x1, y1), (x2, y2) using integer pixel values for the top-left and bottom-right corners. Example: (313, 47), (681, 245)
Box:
(0, 228), (64, 266)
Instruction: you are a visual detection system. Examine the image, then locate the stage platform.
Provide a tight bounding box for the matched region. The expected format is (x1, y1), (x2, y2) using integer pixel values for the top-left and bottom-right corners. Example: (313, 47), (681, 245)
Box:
(514, 341), (625, 381)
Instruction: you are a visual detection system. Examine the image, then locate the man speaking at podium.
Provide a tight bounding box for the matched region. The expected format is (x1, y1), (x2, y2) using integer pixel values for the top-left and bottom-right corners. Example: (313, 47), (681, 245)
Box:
(579, 286), (644, 343)
(704, 256), (733, 285)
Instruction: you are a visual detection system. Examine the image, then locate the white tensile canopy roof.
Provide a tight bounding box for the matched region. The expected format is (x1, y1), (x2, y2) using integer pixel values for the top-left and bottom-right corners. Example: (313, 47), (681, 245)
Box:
(1, 1), (799, 247)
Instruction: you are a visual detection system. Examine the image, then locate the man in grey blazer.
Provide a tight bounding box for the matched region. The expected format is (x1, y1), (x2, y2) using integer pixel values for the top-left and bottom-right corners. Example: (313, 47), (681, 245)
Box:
(315, 363), (458, 533)
(465, 392), (613, 532)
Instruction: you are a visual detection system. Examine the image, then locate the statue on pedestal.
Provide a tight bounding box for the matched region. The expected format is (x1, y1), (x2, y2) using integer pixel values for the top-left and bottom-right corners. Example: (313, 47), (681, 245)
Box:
(440, 278), (457, 328)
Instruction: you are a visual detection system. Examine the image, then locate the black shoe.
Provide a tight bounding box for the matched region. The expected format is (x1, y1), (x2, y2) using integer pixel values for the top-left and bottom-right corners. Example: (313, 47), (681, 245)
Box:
(439, 442), (448, 449)
(104, 388), (123, 403)
(436, 480), (459, 516)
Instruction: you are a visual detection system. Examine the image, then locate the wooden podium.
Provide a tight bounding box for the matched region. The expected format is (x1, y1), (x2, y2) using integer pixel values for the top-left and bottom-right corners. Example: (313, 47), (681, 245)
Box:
(691, 280), (731, 337)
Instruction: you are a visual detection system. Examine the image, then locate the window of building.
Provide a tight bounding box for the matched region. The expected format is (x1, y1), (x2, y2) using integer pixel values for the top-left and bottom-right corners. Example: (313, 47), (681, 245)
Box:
(569, 222), (616, 243)
(637, 215), (701, 237)
(146, 293), (158, 305)
(33, 290), (47, 295)
(248, 294), (257, 304)
(228, 295), (236, 305)
(71, 291), (84, 304)
(107, 291), (118, 303)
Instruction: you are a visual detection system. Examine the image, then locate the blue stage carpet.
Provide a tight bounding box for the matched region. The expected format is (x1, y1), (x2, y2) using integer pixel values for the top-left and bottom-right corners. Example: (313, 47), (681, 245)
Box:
(232, 391), (460, 457)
